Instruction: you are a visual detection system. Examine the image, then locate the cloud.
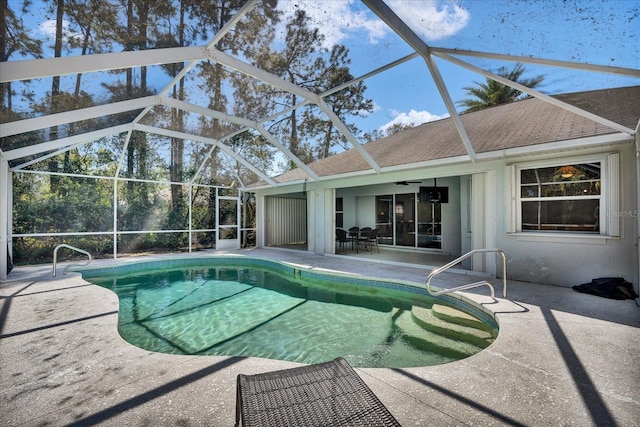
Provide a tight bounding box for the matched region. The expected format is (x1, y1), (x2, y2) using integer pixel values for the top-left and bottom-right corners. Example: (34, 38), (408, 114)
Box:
(39, 19), (80, 44)
(39, 19), (60, 38)
(357, 101), (382, 117)
(276, 0), (385, 48)
(379, 109), (449, 133)
(39, 19), (72, 38)
(387, 0), (470, 41)
(275, 1), (469, 48)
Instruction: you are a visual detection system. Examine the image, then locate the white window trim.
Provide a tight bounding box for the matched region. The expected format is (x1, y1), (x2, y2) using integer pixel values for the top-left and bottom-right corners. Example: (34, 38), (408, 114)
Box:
(508, 153), (620, 240)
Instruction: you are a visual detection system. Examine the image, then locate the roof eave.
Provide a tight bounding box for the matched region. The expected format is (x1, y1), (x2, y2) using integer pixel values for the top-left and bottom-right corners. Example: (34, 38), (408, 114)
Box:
(250, 131), (633, 190)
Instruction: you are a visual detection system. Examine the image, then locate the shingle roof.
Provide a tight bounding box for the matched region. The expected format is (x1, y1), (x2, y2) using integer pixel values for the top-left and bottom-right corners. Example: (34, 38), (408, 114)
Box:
(265, 85), (640, 185)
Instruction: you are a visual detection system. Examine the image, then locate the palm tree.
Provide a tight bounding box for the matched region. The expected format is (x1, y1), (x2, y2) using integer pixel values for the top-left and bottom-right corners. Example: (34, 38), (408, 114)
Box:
(457, 64), (544, 113)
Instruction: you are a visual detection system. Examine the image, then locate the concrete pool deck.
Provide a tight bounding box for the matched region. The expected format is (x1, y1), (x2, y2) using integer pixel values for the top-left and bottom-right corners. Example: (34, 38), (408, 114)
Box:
(1, 248), (639, 426)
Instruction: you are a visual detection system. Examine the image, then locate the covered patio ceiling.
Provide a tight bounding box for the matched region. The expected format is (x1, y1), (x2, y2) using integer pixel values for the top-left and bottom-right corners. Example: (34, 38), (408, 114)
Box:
(1, 0), (639, 189)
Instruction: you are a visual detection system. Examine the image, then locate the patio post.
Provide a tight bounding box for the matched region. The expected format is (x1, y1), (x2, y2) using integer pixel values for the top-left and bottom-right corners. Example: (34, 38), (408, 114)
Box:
(0, 154), (9, 280)
(635, 130), (640, 300)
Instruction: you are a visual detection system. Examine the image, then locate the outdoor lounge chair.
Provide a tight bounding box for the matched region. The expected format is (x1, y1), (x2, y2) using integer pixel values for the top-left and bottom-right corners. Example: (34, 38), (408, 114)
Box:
(235, 357), (401, 426)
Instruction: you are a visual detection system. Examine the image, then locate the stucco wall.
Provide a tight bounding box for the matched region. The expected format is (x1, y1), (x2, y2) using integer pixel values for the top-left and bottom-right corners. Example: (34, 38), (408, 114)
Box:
(495, 144), (638, 287)
(255, 140), (638, 290)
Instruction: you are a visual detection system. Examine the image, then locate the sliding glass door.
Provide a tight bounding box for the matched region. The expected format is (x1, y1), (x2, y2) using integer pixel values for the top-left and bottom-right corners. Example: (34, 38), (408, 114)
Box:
(375, 193), (442, 249)
(394, 193), (415, 246)
(417, 199), (442, 249)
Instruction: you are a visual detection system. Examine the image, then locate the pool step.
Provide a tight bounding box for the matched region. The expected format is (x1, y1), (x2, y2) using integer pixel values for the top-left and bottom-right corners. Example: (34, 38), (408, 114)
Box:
(431, 304), (489, 330)
(392, 307), (495, 360)
(411, 304), (496, 349)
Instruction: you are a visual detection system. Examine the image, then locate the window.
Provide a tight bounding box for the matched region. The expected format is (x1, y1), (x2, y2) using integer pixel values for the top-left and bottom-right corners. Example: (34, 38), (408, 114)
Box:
(514, 154), (619, 236)
(335, 197), (343, 228)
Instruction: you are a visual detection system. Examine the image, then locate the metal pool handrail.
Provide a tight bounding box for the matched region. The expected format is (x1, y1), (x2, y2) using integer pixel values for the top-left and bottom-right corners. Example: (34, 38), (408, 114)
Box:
(425, 248), (507, 299)
(52, 244), (92, 277)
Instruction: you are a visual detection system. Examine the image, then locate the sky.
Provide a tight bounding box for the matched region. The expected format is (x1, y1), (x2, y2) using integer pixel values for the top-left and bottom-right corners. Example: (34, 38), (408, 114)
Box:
(13, 0), (640, 138)
(273, 0), (639, 134)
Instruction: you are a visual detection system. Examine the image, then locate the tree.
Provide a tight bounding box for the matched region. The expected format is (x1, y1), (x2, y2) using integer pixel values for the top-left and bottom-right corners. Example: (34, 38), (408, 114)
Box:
(255, 9), (324, 166)
(302, 44), (373, 160)
(0, 0), (43, 114)
(45, 0), (66, 194)
(190, 0), (278, 230)
(258, 9), (372, 169)
(457, 64), (544, 113)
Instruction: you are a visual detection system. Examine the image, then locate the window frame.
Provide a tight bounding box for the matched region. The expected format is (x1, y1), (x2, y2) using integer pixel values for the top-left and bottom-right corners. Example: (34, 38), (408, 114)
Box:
(511, 153), (619, 238)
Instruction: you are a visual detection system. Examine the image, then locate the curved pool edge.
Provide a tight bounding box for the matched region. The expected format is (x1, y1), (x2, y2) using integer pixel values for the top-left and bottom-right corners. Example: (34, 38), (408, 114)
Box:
(74, 253), (499, 333)
(6, 255), (635, 426)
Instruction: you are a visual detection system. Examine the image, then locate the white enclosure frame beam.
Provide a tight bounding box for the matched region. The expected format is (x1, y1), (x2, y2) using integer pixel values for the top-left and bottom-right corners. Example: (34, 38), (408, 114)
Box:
(12, 140), (92, 171)
(255, 124), (320, 181)
(362, 0), (477, 161)
(160, 97), (258, 129)
(205, 0), (258, 50)
(155, 0), (258, 99)
(430, 47), (640, 78)
(436, 52), (638, 136)
(259, 52), (419, 125)
(4, 124), (133, 161)
(0, 46), (207, 83)
(1, 96), (160, 138)
(190, 144), (219, 186)
(133, 123), (277, 187)
(204, 48), (381, 172)
(130, 0), (259, 167)
(218, 52), (420, 165)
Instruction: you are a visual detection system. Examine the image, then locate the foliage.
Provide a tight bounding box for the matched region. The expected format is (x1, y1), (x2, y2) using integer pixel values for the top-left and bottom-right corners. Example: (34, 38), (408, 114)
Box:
(361, 122), (416, 143)
(258, 9), (373, 170)
(2, 1), (362, 263)
(457, 64), (544, 113)
(0, 0), (43, 112)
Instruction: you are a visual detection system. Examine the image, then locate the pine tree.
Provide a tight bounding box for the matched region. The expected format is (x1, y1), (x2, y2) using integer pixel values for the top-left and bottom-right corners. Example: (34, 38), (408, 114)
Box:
(258, 10), (373, 168)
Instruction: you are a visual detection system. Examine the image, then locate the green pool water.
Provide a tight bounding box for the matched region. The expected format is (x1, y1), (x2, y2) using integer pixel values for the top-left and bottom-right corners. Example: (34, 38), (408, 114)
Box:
(80, 257), (498, 368)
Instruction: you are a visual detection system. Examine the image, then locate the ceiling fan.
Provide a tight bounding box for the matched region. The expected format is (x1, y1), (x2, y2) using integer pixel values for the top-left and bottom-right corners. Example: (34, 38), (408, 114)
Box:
(395, 180), (421, 185)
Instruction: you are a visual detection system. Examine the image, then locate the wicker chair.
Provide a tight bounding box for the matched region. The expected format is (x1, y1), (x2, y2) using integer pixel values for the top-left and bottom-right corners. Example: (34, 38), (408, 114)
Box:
(365, 228), (380, 253)
(358, 227), (372, 252)
(336, 228), (349, 253)
(235, 357), (400, 427)
(348, 226), (360, 252)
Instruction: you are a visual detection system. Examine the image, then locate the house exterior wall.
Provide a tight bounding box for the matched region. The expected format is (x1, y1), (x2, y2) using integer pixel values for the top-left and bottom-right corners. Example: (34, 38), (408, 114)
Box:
(496, 143), (638, 287)
(254, 140), (638, 290)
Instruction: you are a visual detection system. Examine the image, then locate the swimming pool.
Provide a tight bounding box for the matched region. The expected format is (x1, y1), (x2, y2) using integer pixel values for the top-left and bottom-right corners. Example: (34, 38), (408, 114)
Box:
(78, 256), (498, 368)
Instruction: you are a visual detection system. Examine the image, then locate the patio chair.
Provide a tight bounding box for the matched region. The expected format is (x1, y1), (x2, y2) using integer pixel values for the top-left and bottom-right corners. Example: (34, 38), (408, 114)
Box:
(235, 357), (401, 427)
(358, 227), (372, 252)
(335, 228), (349, 253)
(365, 228), (380, 253)
(348, 226), (360, 252)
